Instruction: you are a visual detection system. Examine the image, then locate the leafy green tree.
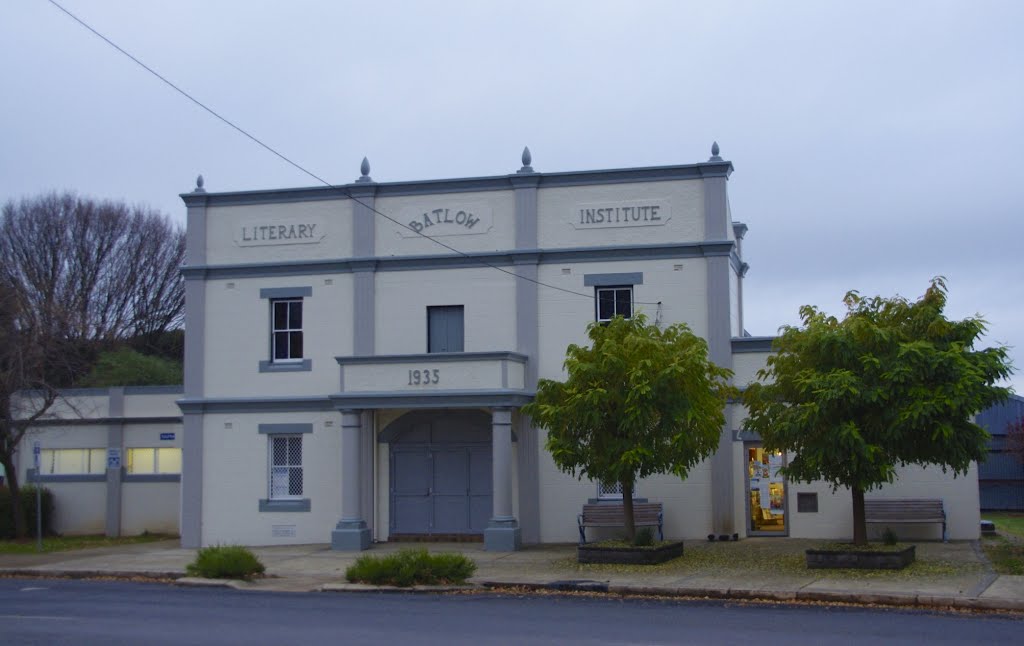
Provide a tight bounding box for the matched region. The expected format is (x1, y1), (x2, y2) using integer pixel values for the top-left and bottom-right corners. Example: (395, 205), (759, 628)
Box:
(77, 348), (182, 387)
(522, 314), (734, 541)
(743, 279), (1012, 545)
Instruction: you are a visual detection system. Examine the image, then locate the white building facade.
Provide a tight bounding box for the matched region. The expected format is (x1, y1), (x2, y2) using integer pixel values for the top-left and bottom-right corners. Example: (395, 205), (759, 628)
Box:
(177, 147), (979, 550)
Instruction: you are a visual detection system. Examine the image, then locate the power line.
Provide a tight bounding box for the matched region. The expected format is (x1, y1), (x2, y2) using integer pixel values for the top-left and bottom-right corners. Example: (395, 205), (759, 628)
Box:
(45, 0), (666, 306)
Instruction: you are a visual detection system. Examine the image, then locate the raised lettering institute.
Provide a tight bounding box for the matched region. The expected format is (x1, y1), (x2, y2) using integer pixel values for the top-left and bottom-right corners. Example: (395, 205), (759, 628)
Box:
(571, 200), (671, 230)
(235, 221), (326, 247)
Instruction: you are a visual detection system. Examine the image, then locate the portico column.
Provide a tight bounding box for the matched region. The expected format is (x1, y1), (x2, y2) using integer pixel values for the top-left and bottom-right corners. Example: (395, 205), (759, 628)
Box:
(485, 407), (521, 551)
(332, 409), (371, 550)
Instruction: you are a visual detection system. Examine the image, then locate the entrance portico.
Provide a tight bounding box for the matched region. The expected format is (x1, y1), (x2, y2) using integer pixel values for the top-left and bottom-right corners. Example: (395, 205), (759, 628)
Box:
(330, 352), (531, 551)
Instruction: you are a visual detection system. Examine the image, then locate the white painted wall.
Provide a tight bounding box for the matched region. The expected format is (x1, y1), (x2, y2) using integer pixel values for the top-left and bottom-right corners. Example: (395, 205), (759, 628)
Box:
(374, 268), (517, 355)
(200, 411), (343, 546)
(202, 275), (353, 398)
(204, 199), (353, 265)
(47, 483), (107, 535)
(122, 482), (180, 535)
(375, 190), (516, 257)
(537, 180), (705, 249)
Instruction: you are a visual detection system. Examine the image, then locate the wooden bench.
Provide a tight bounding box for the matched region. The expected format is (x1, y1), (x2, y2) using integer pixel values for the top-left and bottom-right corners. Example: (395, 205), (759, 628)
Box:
(577, 502), (663, 545)
(864, 499), (946, 541)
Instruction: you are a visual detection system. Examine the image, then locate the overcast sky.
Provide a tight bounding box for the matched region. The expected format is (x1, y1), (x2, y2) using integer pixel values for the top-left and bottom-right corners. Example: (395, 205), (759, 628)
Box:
(2, 0), (1022, 392)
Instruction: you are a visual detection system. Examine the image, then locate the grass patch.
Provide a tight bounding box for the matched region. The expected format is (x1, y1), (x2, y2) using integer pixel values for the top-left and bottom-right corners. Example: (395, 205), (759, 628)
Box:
(981, 512), (1024, 574)
(585, 538), (678, 551)
(0, 533), (176, 555)
(554, 538), (980, 580)
(186, 545), (265, 580)
(345, 548), (477, 587)
(982, 512), (1024, 539)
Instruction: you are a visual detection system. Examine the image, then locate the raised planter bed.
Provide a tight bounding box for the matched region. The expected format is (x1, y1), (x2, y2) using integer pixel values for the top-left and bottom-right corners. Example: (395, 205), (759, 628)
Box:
(577, 541), (684, 565)
(806, 545), (915, 570)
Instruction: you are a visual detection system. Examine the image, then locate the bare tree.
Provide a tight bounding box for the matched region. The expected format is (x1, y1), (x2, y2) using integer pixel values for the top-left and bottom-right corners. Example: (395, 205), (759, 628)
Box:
(0, 191), (185, 537)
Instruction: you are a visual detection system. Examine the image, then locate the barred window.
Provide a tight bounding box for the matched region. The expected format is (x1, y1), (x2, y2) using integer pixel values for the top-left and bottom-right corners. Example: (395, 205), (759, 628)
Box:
(269, 436), (303, 499)
(598, 480), (626, 499)
(272, 299), (303, 361)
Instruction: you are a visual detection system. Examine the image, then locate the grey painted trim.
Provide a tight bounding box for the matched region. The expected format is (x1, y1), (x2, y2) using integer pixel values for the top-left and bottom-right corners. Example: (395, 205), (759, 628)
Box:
(733, 429), (762, 442)
(329, 389), (534, 410)
(258, 499), (311, 512)
(106, 389), (124, 538)
(258, 423), (314, 434)
(732, 221), (748, 240)
(583, 272), (644, 287)
(180, 241), (736, 280)
(124, 385), (184, 395)
(258, 359), (313, 373)
(259, 286), (312, 299)
(336, 351), (528, 365)
(729, 250), (744, 275)
(353, 271), (375, 356)
(180, 161), (734, 208)
(731, 337), (776, 353)
(123, 473), (181, 483)
(513, 179), (539, 250)
(184, 197), (207, 266)
(180, 412), (204, 548)
(178, 396), (333, 414)
(183, 278), (205, 400)
(23, 416), (182, 427)
(28, 470), (106, 483)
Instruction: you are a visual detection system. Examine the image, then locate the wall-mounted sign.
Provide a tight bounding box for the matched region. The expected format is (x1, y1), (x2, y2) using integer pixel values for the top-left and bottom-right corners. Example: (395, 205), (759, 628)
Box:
(235, 219), (327, 247)
(572, 199), (671, 230)
(107, 448), (122, 470)
(398, 205), (494, 237)
(160, 432), (176, 441)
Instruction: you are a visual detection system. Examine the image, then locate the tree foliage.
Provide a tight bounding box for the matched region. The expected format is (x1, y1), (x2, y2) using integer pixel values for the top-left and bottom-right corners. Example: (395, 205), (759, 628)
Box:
(0, 191), (185, 538)
(77, 348), (183, 387)
(1007, 417), (1024, 465)
(742, 278), (1012, 544)
(522, 314), (734, 540)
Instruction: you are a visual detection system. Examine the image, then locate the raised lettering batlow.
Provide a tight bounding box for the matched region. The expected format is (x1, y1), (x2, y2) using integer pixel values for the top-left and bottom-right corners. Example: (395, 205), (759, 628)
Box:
(235, 219), (327, 247)
(571, 199), (672, 230)
(397, 204), (494, 238)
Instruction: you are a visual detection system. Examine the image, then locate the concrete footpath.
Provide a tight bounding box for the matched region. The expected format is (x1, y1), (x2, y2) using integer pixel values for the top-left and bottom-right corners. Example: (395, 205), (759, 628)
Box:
(1, 538), (1021, 613)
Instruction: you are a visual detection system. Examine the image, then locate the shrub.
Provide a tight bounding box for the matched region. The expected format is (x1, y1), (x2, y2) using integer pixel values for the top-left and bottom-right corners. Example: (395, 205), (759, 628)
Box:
(882, 527), (899, 546)
(345, 548), (477, 587)
(186, 545), (265, 580)
(633, 527), (655, 547)
(0, 486), (55, 540)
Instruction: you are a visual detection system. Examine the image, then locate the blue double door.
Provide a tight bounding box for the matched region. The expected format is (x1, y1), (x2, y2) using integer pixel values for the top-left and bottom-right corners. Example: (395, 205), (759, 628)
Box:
(390, 415), (492, 537)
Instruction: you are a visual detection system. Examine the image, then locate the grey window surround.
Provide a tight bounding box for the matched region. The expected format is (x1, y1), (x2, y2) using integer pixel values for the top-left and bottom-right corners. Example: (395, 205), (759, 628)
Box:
(28, 469), (106, 483)
(259, 286), (312, 299)
(123, 474), (180, 483)
(259, 359), (312, 372)
(258, 499), (311, 512)
(258, 423), (314, 434)
(583, 272), (644, 287)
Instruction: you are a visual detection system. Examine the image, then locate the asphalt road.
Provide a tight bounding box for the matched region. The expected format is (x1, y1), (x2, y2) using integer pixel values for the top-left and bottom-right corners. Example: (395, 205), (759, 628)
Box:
(0, 578), (1020, 645)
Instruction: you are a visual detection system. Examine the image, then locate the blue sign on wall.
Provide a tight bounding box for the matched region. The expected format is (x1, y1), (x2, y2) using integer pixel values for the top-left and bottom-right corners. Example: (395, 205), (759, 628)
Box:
(160, 433), (176, 441)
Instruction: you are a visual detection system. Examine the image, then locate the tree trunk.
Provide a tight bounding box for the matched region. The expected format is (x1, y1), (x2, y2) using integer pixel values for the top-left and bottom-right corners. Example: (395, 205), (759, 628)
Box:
(852, 486), (867, 546)
(1, 452), (26, 539)
(621, 480), (636, 542)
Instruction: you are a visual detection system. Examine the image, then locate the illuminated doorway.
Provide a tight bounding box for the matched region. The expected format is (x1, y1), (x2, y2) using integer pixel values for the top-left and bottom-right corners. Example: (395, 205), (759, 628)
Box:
(746, 445), (787, 535)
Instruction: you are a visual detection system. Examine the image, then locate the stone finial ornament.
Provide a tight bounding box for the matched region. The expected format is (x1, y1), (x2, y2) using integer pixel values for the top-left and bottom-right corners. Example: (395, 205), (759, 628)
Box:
(518, 146), (535, 174)
(356, 157), (373, 183)
(194, 174), (206, 193)
(709, 141), (723, 162)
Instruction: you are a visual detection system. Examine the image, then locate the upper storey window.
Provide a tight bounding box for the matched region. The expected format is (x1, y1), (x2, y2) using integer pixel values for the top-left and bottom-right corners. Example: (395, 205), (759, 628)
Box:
(427, 305), (464, 353)
(258, 287), (312, 373)
(596, 287), (633, 322)
(272, 299), (304, 361)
